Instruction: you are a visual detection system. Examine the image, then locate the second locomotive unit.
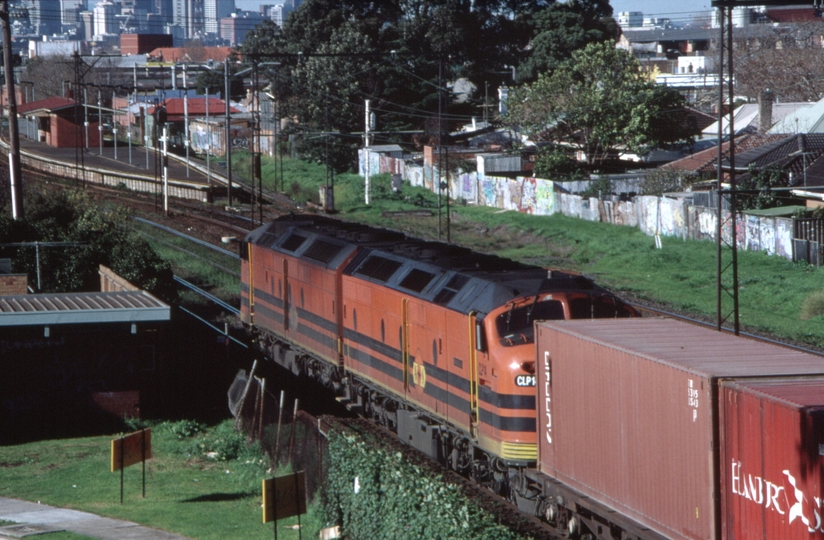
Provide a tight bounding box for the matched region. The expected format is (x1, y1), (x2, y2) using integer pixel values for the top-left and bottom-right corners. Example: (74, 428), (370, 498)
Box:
(240, 214), (636, 493)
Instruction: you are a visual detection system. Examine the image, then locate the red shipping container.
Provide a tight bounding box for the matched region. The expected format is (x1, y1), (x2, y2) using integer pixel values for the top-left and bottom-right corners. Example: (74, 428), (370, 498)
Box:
(535, 318), (824, 540)
(720, 377), (824, 539)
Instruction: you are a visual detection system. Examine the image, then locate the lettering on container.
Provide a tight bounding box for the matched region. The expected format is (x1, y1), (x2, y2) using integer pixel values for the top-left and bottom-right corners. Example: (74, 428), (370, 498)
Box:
(543, 351), (552, 445)
(688, 379), (699, 422)
(731, 459), (824, 533)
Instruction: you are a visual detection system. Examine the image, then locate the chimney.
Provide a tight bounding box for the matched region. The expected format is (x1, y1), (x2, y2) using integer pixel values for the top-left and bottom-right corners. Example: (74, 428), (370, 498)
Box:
(759, 89), (774, 133)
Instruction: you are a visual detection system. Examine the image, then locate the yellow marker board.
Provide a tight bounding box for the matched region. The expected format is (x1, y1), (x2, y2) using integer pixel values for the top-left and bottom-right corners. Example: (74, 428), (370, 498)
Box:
(262, 471), (306, 523)
(111, 429), (152, 472)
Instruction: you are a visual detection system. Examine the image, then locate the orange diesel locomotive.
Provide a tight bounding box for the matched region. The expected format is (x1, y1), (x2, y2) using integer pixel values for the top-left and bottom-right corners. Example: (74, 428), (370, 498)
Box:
(240, 214), (636, 491)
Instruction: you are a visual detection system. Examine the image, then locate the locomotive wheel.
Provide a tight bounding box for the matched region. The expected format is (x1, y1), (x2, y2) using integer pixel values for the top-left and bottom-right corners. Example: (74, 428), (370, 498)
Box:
(566, 515), (581, 538)
(545, 502), (559, 523)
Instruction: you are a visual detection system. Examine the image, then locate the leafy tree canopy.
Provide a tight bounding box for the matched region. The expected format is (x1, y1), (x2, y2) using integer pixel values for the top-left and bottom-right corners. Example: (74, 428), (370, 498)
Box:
(0, 187), (177, 303)
(739, 164), (787, 210)
(517, 0), (618, 83)
(234, 0), (619, 171)
(505, 42), (695, 166)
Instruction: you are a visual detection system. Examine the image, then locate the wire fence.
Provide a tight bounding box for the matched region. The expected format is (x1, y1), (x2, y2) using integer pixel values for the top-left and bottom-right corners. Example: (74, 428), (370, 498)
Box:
(228, 365), (330, 501)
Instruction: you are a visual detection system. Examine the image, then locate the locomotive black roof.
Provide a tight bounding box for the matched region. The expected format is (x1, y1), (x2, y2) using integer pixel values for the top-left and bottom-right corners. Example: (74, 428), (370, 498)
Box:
(246, 215), (604, 317)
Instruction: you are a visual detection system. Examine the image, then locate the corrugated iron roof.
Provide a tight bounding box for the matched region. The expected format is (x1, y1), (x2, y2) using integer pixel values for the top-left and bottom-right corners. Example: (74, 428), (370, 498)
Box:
(0, 291), (170, 326)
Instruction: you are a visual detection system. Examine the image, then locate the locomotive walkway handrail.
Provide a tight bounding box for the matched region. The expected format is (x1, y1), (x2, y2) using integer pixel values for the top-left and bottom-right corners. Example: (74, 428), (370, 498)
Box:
(174, 275), (239, 316)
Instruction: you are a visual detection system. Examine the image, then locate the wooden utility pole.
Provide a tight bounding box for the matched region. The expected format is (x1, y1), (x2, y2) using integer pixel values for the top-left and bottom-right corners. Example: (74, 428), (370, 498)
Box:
(1, 0), (23, 219)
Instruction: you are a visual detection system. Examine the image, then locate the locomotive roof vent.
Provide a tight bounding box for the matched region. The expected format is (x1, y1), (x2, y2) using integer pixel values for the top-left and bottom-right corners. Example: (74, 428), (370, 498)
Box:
(304, 239), (345, 264)
(433, 273), (470, 305)
(281, 233), (309, 252)
(398, 268), (436, 293)
(356, 255), (403, 282)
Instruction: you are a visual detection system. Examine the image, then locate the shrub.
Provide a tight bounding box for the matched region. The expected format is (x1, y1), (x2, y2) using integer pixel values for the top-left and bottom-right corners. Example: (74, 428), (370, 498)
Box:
(166, 419), (205, 439)
(800, 290), (824, 320)
(640, 168), (696, 196)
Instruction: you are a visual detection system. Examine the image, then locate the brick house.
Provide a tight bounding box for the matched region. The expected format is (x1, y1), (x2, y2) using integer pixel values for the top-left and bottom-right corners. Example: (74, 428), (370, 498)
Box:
(17, 96), (101, 148)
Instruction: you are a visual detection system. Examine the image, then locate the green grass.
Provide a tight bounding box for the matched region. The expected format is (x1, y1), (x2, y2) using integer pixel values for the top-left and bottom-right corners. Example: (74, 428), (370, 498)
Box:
(131, 222), (241, 303)
(0, 420), (325, 540)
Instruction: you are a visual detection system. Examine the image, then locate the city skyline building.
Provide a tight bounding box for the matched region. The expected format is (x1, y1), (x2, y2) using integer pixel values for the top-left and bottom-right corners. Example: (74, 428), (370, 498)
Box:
(204, 0), (234, 34)
(93, 0), (117, 37)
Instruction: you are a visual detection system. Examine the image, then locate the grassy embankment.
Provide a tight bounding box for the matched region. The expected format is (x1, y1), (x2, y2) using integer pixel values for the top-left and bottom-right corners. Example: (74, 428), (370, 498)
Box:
(0, 420), (324, 540)
(235, 153), (824, 348)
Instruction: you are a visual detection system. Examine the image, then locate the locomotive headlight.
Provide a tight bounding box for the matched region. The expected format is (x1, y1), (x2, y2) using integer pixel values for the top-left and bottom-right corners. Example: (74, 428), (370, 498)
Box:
(521, 361), (535, 374)
(509, 361), (535, 373)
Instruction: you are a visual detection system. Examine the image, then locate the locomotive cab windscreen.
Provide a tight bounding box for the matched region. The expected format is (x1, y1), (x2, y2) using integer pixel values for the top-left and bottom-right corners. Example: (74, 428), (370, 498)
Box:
(496, 293), (636, 346)
(497, 299), (565, 346)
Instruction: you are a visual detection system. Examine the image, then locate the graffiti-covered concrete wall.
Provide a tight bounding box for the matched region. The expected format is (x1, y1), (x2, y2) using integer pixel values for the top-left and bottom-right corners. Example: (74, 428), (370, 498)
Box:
(360, 150), (796, 261)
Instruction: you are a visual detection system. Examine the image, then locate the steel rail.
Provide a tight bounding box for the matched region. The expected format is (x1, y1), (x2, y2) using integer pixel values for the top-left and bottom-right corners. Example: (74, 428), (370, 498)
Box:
(173, 275), (239, 316)
(132, 216), (240, 258)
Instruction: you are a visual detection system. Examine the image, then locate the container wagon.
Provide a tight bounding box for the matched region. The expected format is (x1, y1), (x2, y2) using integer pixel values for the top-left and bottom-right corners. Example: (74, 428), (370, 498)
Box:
(525, 318), (824, 540)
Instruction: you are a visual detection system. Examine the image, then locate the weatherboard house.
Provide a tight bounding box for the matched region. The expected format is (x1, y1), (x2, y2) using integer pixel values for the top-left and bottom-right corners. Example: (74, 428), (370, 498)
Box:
(16, 96), (102, 149)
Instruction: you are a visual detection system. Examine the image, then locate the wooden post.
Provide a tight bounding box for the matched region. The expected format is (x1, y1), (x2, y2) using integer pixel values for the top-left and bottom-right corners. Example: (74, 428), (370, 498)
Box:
(274, 390), (285, 465)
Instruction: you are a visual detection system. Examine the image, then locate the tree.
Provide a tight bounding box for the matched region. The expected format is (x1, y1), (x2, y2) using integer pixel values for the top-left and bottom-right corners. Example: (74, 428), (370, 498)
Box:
(22, 55), (132, 106)
(505, 42), (695, 166)
(0, 188), (177, 303)
(534, 146), (583, 179)
(517, 0), (618, 83)
(738, 164), (787, 210)
(731, 22), (824, 102)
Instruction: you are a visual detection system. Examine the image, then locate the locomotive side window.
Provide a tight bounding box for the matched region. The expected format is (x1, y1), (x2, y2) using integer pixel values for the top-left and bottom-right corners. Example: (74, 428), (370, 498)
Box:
(496, 300), (564, 346)
(239, 241), (248, 260)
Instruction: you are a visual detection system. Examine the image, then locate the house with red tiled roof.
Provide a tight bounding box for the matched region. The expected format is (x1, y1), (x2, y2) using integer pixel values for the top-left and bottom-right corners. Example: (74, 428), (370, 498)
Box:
(146, 97), (247, 156)
(16, 96), (101, 148)
(663, 133), (788, 177)
(147, 97), (241, 122)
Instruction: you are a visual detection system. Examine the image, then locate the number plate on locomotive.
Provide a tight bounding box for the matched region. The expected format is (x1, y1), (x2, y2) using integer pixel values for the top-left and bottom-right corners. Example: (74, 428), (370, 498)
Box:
(515, 375), (536, 387)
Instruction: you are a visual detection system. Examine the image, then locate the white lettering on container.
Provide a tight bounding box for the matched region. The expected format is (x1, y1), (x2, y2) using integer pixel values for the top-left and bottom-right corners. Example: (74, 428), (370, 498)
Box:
(544, 351), (552, 445)
(688, 379), (699, 422)
(731, 459), (824, 533)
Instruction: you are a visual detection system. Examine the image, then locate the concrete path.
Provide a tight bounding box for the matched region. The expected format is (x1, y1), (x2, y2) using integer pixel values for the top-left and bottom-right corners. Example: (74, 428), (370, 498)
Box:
(0, 497), (189, 539)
